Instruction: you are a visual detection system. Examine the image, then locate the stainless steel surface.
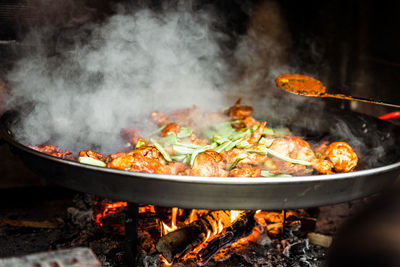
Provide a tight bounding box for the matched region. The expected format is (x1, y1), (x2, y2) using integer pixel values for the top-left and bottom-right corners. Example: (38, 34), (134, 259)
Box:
(2, 108), (400, 210)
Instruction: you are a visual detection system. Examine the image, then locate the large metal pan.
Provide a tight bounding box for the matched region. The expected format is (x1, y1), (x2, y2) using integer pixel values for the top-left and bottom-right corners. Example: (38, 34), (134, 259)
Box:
(1, 107), (400, 210)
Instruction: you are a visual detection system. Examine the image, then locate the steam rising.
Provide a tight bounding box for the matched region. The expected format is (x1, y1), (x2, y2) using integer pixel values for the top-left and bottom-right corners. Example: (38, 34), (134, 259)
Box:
(6, 5), (236, 152)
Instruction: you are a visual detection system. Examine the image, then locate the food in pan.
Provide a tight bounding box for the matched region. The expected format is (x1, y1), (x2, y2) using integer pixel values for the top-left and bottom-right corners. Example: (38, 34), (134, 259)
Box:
(29, 99), (358, 177)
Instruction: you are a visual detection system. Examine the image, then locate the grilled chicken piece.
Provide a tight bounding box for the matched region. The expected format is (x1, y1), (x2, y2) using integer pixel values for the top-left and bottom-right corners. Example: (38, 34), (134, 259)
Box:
(190, 150), (228, 177)
(226, 99), (254, 120)
(165, 162), (189, 175)
(107, 146), (167, 173)
(229, 164), (261, 177)
(242, 117), (260, 128)
(243, 121), (267, 144)
(161, 122), (179, 137)
(324, 142), (358, 172)
(188, 134), (209, 146)
(120, 128), (140, 147)
(313, 159), (335, 175)
(79, 150), (106, 161)
(221, 148), (268, 166)
(149, 111), (169, 126)
(267, 136), (315, 175)
(29, 144), (72, 158)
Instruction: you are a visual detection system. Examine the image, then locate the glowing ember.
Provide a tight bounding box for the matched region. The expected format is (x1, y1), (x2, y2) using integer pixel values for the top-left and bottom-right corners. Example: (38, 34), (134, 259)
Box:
(139, 205), (156, 213)
(230, 210), (242, 223)
(161, 255), (173, 266)
(95, 201), (127, 226)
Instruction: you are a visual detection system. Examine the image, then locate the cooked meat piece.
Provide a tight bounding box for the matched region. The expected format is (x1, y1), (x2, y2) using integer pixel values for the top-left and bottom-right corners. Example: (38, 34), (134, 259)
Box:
(161, 123), (179, 137)
(165, 162), (189, 175)
(324, 142), (358, 172)
(128, 146), (167, 165)
(226, 99), (254, 120)
(107, 153), (167, 173)
(120, 128), (140, 147)
(149, 111), (169, 126)
(29, 144), (72, 158)
(79, 150), (106, 161)
(188, 134), (208, 146)
(221, 148), (268, 166)
(229, 164), (261, 177)
(314, 141), (329, 156)
(190, 150), (228, 177)
(267, 136), (315, 175)
(242, 117), (260, 128)
(107, 145), (167, 173)
(313, 159), (334, 175)
(243, 121), (267, 144)
(108, 151), (127, 160)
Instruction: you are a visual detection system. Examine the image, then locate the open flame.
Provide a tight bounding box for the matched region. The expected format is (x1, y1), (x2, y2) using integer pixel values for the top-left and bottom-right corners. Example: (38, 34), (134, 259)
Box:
(95, 201), (127, 226)
(162, 207), (179, 235)
(95, 202), (287, 266)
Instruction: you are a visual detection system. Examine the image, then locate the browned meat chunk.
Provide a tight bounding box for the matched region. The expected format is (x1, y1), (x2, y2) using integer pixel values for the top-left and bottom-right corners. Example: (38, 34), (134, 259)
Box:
(324, 142), (358, 172)
(149, 111), (169, 126)
(226, 99), (254, 120)
(229, 164), (261, 177)
(106, 146), (167, 173)
(313, 159), (334, 175)
(267, 136), (315, 175)
(79, 150), (106, 161)
(190, 150), (228, 177)
(29, 144), (72, 158)
(221, 148), (268, 166)
(120, 128), (140, 147)
(161, 123), (179, 137)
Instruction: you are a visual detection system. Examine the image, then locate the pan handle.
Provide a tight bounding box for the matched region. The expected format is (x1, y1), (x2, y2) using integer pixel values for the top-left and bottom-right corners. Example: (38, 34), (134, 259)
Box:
(378, 111), (400, 120)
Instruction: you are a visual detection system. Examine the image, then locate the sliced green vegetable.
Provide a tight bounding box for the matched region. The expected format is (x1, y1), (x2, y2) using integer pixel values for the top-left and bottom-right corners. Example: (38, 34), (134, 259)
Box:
(263, 127), (275, 136)
(150, 125), (166, 137)
(213, 135), (230, 145)
(258, 137), (274, 147)
(246, 144), (267, 155)
(229, 129), (251, 141)
(265, 147), (312, 166)
(227, 157), (244, 170)
(260, 170), (292, 177)
(225, 139), (243, 151)
(177, 127), (193, 138)
(173, 144), (195, 155)
(151, 139), (172, 162)
(135, 139), (147, 149)
(78, 157), (106, 167)
(189, 143), (217, 167)
(171, 154), (189, 162)
(236, 140), (252, 149)
(161, 133), (177, 146)
(214, 141), (232, 153)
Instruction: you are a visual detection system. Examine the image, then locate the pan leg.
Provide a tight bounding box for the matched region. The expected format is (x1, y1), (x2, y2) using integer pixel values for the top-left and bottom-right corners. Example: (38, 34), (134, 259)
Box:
(125, 202), (138, 267)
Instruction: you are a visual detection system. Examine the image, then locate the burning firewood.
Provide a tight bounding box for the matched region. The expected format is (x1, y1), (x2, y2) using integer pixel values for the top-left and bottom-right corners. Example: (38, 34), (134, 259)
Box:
(196, 211), (256, 265)
(155, 210), (231, 262)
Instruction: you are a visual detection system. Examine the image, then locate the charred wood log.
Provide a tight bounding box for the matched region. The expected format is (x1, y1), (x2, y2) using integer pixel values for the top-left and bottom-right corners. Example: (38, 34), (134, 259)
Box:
(197, 211), (256, 265)
(155, 210), (231, 262)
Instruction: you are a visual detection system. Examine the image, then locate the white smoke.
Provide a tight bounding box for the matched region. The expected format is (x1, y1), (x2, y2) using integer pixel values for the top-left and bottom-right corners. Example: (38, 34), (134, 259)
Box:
(6, 4), (234, 153)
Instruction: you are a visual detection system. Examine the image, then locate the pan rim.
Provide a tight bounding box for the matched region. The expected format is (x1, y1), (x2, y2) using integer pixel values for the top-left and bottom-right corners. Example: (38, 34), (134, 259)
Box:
(3, 129), (400, 185)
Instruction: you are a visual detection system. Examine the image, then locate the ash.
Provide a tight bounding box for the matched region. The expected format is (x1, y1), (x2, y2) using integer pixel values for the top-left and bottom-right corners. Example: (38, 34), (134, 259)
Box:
(0, 188), (372, 267)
